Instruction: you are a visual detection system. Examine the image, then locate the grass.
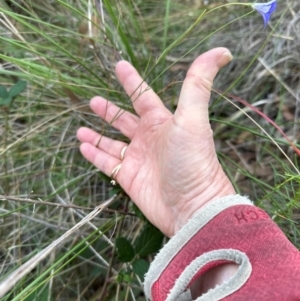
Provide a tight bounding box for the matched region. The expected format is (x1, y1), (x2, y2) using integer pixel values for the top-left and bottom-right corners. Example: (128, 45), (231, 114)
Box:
(0, 0), (300, 300)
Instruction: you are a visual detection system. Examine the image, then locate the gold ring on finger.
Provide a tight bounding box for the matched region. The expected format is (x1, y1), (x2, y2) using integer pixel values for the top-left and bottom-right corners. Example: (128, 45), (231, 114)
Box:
(110, 163), (122, 186)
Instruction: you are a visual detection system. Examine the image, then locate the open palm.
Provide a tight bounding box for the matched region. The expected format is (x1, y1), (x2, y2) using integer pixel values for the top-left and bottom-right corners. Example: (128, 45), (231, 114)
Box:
(77, 48), (235, 237)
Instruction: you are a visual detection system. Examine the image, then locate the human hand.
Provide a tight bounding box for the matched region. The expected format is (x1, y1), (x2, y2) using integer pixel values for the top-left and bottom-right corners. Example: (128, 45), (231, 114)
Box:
(77, 47), (236, 237)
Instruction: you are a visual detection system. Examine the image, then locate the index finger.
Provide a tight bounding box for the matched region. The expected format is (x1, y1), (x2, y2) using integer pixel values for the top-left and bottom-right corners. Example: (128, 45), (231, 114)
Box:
(116, 61), (168, 117)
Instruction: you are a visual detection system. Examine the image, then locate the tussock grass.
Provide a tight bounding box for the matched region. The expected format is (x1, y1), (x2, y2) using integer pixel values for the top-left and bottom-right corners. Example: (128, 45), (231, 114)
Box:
(0, 0), (300, 300)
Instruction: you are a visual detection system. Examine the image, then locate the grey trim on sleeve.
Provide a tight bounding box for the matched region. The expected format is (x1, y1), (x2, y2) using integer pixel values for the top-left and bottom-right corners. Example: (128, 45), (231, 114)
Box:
(166, 249), (251, 301)
(177, 290), (191, 301)
(144, 194), (252, 299)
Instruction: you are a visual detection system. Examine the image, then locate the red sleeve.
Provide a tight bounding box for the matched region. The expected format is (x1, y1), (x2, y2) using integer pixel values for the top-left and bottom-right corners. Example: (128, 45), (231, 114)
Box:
(144, 195), (300, 301)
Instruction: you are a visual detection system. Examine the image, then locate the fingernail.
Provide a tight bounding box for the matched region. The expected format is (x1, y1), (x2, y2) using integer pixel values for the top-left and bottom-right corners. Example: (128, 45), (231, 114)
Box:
(223, 50), (233, 61)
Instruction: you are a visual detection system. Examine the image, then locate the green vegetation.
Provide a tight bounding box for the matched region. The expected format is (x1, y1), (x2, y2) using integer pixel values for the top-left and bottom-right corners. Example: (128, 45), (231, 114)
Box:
(0, 0), (299, 300)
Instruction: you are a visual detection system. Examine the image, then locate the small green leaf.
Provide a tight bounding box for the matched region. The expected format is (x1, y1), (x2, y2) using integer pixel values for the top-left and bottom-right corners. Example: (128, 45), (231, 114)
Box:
(134, 224), (164, 257)
(109, 186), (122, 197)
(8, 80), (27, 98)
(0, 97), (13, 106)
(131, 203), (147, 222)
(0, 86), (8, 99)
(132, 258), (150, 281)
(115, 237), (135, 262)
(116, 270), (133, 284)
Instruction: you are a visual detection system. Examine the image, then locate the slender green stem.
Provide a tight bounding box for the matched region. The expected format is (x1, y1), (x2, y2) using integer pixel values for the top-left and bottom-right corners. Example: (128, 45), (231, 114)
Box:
(161, 0), (172, 89)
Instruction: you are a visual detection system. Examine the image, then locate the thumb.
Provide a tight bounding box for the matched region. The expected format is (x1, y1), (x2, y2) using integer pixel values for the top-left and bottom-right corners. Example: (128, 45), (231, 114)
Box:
(175, 47), (232, 124)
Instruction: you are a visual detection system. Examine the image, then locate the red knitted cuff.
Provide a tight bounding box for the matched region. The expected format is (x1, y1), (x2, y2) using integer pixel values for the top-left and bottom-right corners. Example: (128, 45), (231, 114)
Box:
(144, 195), (300, 301)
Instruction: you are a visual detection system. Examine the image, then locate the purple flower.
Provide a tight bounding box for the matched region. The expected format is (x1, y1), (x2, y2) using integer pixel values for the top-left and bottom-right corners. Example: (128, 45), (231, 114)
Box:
(252, 0), (277, 28)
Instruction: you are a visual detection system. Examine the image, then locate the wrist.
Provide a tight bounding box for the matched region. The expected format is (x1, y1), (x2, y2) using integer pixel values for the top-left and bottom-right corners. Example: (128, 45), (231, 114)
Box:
(173, 170), (236, 235)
